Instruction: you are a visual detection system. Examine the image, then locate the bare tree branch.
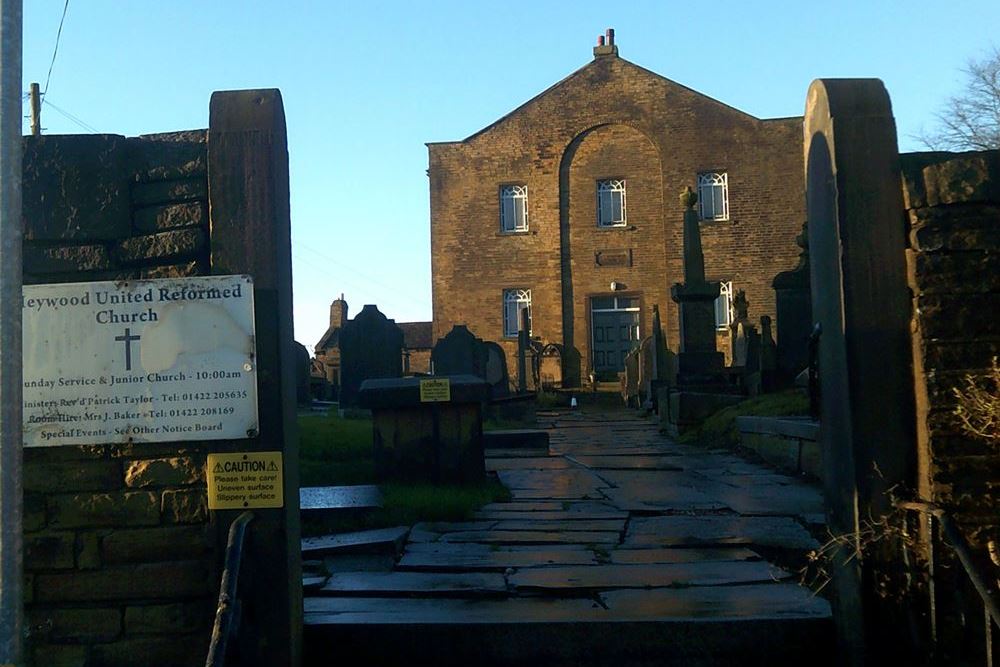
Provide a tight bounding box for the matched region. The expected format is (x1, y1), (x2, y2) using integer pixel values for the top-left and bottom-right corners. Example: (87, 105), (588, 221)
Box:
(918, 46), (1000, 151)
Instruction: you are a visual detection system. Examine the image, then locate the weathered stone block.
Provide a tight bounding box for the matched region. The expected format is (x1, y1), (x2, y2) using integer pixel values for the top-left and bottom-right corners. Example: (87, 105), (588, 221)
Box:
(24, 494), (47, 532)
(133, 201), (206, 233)
(76, 531), (104, 570)
(131, 177), (207, 206)
(116, 228), (206, 265)
(34, 560), (212, 602)
(101, 524), (213, 564)
(125, 457), (203, 488)
(23, 243), (111, 273)
(161, 488), (208, 524)
(28, 607), (121, 643)
(127, 133), (207, 183)
(907, 249), (1000, 294)
(923, 153), (1000, 206)
(916, 294), (1000, 340)
(23, 444), (107, 463)
(124, 601), (212, 635)
(89, 634), (210, 667)
(48, 491), (160, 529)
(899, 151), (955, 209)
(133, 260), (203, 279)
(23, 134), (129, 241)
(907, 204), (1000, 252)
(25, 531), (75, 570)
(23, 460), (120, 494)
(31, 643), (89, 667)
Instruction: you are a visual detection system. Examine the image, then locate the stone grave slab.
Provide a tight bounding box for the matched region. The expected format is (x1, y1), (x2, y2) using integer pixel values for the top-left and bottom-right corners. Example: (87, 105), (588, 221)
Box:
(483, 429), (550, 450)
(303, 576), (328, 590)
(299, 485), (383, 512)
(609, 547), (760, 565)
(599, 583), (831, 620)
(482, 448), (550, 459)
(317, 571), (508, 598)
(478, 501), (566, 512)
(397, 547), (598, 572)
(508, 488), (609, 501)
(403, 543), (590, 554)
(438, 530), (620, 545)
(697, 481), (826, 518)
(323, 554), (396, 573)
(624, 516), (819, 551)
(412, 521), (497, 533)
(497, 469), (606, 492)
(509, 561), (791, 592)
(602, 486), (730, 512)
(301, 526), (410, 557)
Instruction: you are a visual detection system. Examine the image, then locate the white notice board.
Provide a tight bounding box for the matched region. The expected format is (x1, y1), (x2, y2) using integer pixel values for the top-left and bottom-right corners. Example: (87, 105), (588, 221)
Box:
(23, 275), (259, 446)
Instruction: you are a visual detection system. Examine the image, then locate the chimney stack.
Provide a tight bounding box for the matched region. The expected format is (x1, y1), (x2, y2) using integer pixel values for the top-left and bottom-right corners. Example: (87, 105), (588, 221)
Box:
(329, 296), (348, 329)
(593, 27), (618, 58)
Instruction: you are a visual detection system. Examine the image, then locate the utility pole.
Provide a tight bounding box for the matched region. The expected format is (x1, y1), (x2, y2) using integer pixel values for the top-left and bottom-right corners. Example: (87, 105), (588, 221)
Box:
(0, 0), (23, 665)
(28, 82), (37, 136)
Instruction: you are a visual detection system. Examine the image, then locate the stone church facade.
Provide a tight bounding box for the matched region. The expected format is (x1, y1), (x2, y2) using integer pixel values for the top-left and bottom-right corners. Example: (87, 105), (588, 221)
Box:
(428, 34), (805, 385)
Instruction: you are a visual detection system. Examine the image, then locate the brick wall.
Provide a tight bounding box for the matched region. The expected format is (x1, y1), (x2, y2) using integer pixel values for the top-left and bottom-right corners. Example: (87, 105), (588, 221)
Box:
(901, 150), (1000, 547)
(22, 132), (216, 666)
(429, 51), (804, 385)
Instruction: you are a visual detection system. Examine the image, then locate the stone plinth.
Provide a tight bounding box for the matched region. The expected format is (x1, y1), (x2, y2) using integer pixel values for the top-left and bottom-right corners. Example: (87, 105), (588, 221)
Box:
(358, 375), (488, 484)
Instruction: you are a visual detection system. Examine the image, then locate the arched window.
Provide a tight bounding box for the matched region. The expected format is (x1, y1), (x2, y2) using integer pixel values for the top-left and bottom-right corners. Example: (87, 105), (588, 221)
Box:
(503, 288), (531, 338)
(597, 179), (627, 227)
(698, 172), (729, 221)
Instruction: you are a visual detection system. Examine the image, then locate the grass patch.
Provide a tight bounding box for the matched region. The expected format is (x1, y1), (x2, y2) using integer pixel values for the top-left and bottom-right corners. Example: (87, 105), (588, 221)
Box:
(679, 390), (809, 447)
(536, 391), (567, 409)
(298, 410), (512, 537)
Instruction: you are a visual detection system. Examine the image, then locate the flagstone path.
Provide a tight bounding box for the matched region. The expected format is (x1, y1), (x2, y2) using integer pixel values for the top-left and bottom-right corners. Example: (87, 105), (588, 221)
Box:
(303, 407), (833, 665)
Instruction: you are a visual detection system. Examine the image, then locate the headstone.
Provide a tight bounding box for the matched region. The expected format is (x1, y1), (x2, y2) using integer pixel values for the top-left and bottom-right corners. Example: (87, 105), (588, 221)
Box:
(759, 315), (777, 392)
(431, 325), (509, 399)
(293, 340), (312, 405)
(338, 304), (404, 408)
(772, 221), (812, 384)
(538, 343), (563, 389)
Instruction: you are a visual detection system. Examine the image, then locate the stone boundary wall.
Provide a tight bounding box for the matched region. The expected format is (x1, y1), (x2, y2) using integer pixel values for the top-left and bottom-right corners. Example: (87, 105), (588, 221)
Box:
(900, 150), (1000, 551)
(21, 89), (301, 666)
(23, 131), (216, 667)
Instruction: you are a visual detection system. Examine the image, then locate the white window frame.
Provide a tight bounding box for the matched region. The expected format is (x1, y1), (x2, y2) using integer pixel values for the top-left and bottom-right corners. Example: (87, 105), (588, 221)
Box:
(697, 172), (729, 221)
(503, 288), (532, 338)
(597, 178), (627, 227)
(499, 184), (529, 233)
(714, 281), (733, 330)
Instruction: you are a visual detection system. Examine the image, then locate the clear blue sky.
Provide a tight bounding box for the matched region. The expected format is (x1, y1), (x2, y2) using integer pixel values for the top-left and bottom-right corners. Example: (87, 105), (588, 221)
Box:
(21, 1), (1000, 352)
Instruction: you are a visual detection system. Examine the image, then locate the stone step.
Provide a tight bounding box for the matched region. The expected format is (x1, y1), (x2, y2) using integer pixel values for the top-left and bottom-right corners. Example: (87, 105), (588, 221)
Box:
(299, 485), (383, 512)
(397, 547), (598, 572)
(509, 561), (791, 593)
(316, 571), (508, 598)
(301, 526), (410, 557)
(303, 585), (834, 666)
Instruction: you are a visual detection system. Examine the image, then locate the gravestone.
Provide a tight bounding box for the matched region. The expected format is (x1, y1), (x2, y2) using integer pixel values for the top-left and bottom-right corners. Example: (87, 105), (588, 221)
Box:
(431, 325), (510, 399)
(804, 78), (917, 664)
(338, 304), (404, 408)
(759, 315), (777, 393)
(294, 340), (312, 405)
(538, 343), (563, 389)
(772, 221), (812, 384)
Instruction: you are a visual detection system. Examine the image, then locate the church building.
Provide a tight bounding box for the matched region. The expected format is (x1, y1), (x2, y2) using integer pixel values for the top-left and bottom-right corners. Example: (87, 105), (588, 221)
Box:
(428, 30), (805, 385)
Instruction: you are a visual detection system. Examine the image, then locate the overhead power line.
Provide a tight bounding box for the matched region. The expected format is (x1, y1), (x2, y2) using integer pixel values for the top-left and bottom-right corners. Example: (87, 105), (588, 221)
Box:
(41, 98), (98, 134)
(42, 0), (71, 98)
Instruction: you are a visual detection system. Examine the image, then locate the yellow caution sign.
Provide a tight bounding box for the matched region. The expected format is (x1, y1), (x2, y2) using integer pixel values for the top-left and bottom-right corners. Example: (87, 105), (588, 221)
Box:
(419, 378), (451, 403)
(207, 451), (284, 510)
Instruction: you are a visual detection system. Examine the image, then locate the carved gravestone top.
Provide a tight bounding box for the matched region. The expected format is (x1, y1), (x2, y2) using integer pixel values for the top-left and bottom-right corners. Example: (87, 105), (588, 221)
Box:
(431, 325), (510, 398)
(338, 304), (404, 407)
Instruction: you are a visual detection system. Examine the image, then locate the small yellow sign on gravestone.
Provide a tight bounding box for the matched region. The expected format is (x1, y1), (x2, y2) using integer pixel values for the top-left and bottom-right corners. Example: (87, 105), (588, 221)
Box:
(419, 378), (451, 403)
(207, 451), (284, 510)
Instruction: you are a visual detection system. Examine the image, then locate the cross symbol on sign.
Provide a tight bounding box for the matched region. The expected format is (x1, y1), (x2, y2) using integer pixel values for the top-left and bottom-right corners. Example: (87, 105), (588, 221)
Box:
(115, 328), (141, 371)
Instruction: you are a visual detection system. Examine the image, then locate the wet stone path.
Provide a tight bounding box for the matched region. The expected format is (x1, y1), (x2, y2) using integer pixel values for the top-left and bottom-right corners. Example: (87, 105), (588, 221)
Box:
(303, 407), (833, 664)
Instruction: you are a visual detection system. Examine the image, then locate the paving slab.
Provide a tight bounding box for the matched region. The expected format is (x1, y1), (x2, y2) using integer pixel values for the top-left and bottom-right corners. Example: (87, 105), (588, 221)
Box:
(625, 516), (820, 551)
(567, 455), (684, 470)
(403, 543), (590, 554)
(491, 519), (624, 532)
(602, 486), (731, 512)
(412, 521), (496, 533)
(478, 501), (565, 512)
(697, 481), (826, 518)
(302, 526), (410, 557)
(438, 530), (621, 545)
(486, 457), (571, 470)
(398, 548), (599, 572)
(599, 583), (831, 620)
(473, 510), (628, 521)
(304, 595), (607, 624)
(497, 469), (606, 491)
(608, 547), (761, 565)
(303, 576), (328, 590)
(317, 571), (508, 598)
(323, 554), (397, 573)
(509, 561), (791, 592)
(483, 447), (550, 458)
(300, 485), (382, 512)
